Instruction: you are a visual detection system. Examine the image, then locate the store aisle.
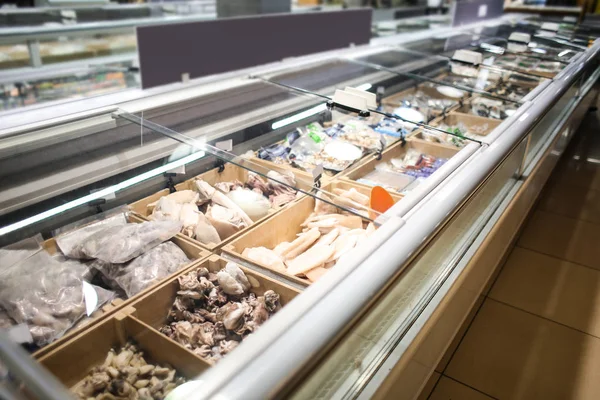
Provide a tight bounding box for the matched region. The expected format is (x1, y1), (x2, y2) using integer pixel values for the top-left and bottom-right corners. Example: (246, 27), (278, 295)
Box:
(419, 107), (600, 400)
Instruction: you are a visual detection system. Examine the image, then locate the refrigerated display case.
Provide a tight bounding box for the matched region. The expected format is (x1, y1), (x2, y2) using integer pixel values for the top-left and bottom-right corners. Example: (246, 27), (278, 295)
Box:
(0, 13), (598, 400)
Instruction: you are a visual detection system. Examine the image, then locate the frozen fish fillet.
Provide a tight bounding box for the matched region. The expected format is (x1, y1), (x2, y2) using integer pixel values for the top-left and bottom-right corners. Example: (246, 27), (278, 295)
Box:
(287, 244), (335, 276)
(306, 267), (328, 283)
(242, 247), (286, 271)
(281, 228), (321, 260)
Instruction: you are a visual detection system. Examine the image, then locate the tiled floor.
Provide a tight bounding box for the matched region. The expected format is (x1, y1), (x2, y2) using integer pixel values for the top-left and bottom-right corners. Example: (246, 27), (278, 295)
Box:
(418, 106), (600, 399)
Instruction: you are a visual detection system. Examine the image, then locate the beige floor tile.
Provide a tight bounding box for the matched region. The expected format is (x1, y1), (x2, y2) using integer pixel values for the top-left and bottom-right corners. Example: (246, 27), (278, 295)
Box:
(551, 159), (600, 192)
(417, 372), (441, 400)
(490, 247), (600, 338)
(429, 376), (494, 400)
(538, 180), (600, 225)
(446, 299), (600, 400)
(518, 210), (600, 270)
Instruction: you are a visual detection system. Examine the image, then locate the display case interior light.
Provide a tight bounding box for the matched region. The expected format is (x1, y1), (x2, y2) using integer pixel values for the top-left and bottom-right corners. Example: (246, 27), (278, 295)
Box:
(271, 103), (328, 130)
(0, 148), (207, 237)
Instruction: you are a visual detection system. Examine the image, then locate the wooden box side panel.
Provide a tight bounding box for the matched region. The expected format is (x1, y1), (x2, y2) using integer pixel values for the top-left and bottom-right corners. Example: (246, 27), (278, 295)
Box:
(226, 196), (315, 253)
(131, 256), (300, 330)
(432, 112), (502, 136)
(123, 316), (209, 378)
(40, 317), (122, 387)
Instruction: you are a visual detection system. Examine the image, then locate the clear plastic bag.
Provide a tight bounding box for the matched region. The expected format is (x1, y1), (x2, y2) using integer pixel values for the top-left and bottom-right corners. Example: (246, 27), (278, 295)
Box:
(0, 235), (43, 269)
(56, 213), (127, 259)
(92, 241), (190, 298)
(0, 251), (116, 347)
(51, 253), (96, 283)
(80, 220), (182, 264)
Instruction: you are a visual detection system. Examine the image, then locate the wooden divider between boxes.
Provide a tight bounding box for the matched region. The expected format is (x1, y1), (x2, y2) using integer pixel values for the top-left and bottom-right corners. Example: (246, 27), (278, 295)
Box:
(340, 139), (460, 195)
(221, 180), (388, 287)
(33, 214), (211, 359)
(38, 255), (299, 398)
(131, 254), (300, 364)
(381, 84), (463, 118)
(129, 162), (312, 252)
(38, 309), (210, 398)
(430, 111), (502, 137)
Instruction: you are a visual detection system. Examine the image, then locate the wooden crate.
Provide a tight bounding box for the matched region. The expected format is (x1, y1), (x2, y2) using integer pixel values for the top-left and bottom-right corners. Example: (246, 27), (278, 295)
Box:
(129, 163), (312, 252)
(38, 310), (210, 392)
(341, 139), (460, 187)
(382, 85), (464, 118)
(221, 180), (385, 286)
(131, 255), (300, 364)
(33, 215), (210, 358)
(430, 111), (502, 137)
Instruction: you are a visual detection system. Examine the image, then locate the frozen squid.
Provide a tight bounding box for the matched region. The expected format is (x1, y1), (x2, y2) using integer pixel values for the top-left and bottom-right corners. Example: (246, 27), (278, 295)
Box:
(206, 204), (248, 240)
(194, 179), (253, 226)
(194, 213), (221, 245)
(226, 188), (271, 221)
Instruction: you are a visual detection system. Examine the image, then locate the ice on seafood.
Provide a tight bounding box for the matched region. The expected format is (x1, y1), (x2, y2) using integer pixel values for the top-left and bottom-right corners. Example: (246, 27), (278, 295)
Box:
(71, 342), (186, 400)
(159, 265), (282, 362)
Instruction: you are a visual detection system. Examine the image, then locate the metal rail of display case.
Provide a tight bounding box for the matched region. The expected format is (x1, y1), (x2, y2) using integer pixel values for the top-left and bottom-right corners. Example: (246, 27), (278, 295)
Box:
(175, 38), (600, 400)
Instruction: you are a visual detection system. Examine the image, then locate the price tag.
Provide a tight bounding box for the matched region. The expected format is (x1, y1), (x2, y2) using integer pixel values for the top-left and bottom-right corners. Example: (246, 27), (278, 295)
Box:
(312, 164), (324, 183)
(6, 324), (33, 344)
(215, 139), (233, 152)
(82, 281), (99, 317)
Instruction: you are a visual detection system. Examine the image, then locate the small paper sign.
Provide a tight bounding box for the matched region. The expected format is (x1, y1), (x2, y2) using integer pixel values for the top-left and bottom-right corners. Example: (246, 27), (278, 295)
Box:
(6, 324), (33, 344)
(312, 164), (324, 182)
(82, 281), (99, 317)
(215, 139), (233, 152)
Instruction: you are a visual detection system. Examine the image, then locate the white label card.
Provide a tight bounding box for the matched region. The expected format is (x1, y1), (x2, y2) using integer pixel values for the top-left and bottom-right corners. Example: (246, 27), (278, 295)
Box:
(82, 281), (99, 317)
(215, 139), (233, 152)
(477, 4), (487, 17)
(6, 324), (33, 344)
(312, 164), (324, 182)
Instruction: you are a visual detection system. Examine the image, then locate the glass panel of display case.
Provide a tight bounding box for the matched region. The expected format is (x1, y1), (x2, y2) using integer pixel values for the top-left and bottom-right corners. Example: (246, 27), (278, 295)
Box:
(288, 135), (528, 400)
(0, 60), (139, 111)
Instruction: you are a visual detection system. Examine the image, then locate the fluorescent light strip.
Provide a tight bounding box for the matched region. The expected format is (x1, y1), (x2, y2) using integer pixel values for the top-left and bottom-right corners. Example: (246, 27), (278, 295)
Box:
(0, 149), (207, 237)
(271, 103), (327, 130)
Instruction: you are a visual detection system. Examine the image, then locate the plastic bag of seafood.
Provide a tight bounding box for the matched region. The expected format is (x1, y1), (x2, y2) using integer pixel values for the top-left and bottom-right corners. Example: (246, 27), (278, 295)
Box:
(55, 212), (128, 259)
(0, 251), (116, 347)
(78, 220), (182, 264)
(92, 241), (191, 298)
(0, 235), (43, 269)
